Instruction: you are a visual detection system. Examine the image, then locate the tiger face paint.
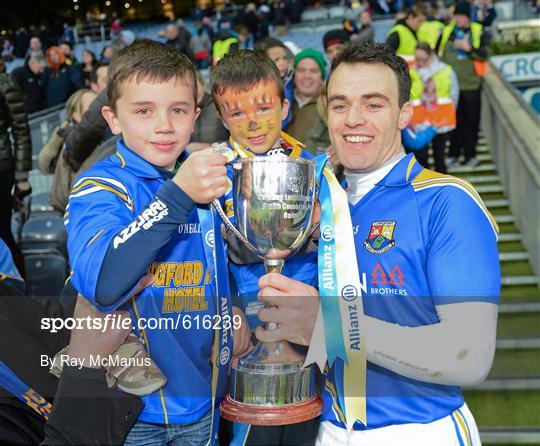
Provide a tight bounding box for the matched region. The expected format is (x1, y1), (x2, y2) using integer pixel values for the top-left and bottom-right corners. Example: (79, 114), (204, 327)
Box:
(215, 80), (290, 154)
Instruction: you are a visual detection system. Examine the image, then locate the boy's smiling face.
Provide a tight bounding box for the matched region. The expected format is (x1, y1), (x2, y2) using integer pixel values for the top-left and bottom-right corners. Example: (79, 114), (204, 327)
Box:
(215, 80), (289, 154)
(102, 76), (200, 170)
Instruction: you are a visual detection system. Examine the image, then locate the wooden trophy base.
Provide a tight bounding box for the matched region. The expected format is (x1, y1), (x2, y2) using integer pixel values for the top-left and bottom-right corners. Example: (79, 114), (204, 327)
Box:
(220, 394), (323, 426)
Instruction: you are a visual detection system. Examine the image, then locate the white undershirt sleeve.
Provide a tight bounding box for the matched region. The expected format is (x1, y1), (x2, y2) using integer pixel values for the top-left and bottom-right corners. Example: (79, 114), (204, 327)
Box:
(364, 302), (498, 386)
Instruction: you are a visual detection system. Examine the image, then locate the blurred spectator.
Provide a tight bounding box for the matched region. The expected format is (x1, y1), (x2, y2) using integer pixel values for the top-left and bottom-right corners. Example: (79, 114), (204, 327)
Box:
(63, 22), (75, 46)
(81, 49), (97, 87)
(386, 4), (427, 63)
(254, 36), (294, 127)
(26, 36), (43, 58)
(285, 48), (326, 144)
(111, 12), (122, 39)
(285, 0), (303, 24)
(89, 63), (108, 95)
(0, 71), (32, 273)
(0, 59), (4, 74)
(1, 40), (14, 62)
(409, 42), (459, 172)
(38, 88), (96, 175)
(436, 1), (488, 168)
(240, 3), (260, 41)
(164, 23), (195, 62)
(472, 0), (497, 28)
(49, 89), (97, 213)
(100, 45), (113, 63)
(351, 9), (375, 44)
(212, 29), (240, 65)
(272, 0), (288, 36)
(417, 2), (445, 49)
(257, 0), (272, 39)
(218, 0), (238, 30)
(14, 28), (30, 59)
(322, 29), (349, 62)
(235, 24), (253, 50)
(43, 46), (83, 108)
(369, 0), (393, 15)
(60, 42), (78, 66)
(176, 19), (193, 48)
(190, 20), (212, 69)
(11, 52), (46, 114)
(187, 71), (229, 152)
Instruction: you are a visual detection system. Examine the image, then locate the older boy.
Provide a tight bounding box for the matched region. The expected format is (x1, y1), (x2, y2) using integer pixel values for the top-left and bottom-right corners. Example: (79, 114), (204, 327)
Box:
(65, 39), (249, 445)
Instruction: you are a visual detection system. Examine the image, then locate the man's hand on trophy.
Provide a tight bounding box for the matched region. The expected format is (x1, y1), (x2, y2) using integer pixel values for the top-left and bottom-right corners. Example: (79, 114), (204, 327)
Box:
(232, 306), (253, 356)
(256, 273), (319, 346)
(310, 202), (321, 241)
(173, 147), (228, 203)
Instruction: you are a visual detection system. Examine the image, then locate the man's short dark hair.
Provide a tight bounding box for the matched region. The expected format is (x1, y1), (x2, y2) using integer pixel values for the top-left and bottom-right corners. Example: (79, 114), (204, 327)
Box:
(107, 38), (197, 111)
(211, 49), (284, 105)
(327, 41), (411, 108)
(89, 62), (109, 85)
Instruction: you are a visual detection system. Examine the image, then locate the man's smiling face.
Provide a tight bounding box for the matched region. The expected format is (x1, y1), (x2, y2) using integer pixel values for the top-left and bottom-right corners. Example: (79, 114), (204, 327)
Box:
(326, 62), (411, 172)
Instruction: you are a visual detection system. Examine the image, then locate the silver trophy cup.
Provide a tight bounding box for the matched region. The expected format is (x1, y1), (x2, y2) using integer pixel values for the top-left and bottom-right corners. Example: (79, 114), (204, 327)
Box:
(213, 156), (322, 425)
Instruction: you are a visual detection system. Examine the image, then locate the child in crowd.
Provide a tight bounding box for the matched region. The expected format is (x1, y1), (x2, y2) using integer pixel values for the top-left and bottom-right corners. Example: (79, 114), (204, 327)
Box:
(63, 39), (250, 445)
(253, 37), (295, 128)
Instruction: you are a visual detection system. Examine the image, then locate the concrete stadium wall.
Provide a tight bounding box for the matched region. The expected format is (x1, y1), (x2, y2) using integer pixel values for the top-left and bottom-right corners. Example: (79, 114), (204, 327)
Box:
(481, 64), (540, 280)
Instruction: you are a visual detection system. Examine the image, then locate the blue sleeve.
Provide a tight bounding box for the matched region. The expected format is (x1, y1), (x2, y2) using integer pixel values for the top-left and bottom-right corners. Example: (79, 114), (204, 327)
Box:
(66, 178), (194, 310)
(424, 185), (500, 304)
(95, 180), (196, 306)
(401, 126), (437, 151)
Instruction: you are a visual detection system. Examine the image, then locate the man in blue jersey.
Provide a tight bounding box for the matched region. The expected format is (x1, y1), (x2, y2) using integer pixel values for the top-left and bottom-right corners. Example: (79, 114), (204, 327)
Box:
(255, 41), (500, 445)
(65, 39), (250, 445)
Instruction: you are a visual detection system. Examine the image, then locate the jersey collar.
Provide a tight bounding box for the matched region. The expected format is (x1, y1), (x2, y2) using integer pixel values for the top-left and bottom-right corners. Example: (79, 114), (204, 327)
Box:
(111, 138), (163, 179)
(376, 152), (423, 187)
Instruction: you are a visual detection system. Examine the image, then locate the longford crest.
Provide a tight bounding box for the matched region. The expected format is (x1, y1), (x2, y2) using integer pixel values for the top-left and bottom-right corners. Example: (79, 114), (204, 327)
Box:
(364, 221), (396, 254)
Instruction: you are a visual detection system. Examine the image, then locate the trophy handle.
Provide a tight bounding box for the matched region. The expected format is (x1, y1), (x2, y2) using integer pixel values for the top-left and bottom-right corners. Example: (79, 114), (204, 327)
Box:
(212, 199), (259, 254)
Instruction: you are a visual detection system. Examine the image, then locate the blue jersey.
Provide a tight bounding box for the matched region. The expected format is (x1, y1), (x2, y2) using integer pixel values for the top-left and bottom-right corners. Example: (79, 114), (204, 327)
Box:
(324, 154), (500, 430)
(223, 134), (318, 328)
(0, 238), (24, 292)
(66, 140), (217, 425)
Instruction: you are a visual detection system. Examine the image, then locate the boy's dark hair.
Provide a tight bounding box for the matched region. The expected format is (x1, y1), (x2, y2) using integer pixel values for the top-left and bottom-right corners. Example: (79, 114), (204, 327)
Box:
(211, 49), (284, 106)
(89, 62), (109, 84)
(328, 41), (411, 108)
(107, 38), (197, 111)
(253, 36), (287, 53)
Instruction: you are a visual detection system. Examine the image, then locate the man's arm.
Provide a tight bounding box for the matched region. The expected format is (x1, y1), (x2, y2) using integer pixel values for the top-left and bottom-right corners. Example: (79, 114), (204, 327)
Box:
(2, 76), (32, 176)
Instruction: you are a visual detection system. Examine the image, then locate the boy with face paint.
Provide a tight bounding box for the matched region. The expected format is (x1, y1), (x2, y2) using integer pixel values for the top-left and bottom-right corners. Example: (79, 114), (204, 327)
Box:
(210, 49), (320, 446)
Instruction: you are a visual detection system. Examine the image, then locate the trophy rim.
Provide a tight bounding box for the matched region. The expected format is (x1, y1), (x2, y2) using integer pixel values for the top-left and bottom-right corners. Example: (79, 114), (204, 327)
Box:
(235, 157), (315, 166)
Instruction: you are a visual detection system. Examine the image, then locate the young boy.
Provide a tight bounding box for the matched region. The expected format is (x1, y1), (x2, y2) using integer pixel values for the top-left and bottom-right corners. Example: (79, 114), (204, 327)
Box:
(210, 49), (319, 329)
(253, 37), (294, 128)
(64, 39), (250, 444)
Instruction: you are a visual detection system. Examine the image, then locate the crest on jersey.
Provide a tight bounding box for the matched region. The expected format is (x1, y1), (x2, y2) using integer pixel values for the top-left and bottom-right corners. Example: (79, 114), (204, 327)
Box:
(364, 221), (396, 254)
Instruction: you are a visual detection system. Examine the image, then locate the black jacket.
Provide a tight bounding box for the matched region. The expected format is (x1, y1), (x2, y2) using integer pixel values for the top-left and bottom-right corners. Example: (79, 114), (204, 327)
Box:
(0, 291), (143, 445)
(11, 63), (45, 114)
(0, 73), (32, 174)
(64, 89), (110, 171)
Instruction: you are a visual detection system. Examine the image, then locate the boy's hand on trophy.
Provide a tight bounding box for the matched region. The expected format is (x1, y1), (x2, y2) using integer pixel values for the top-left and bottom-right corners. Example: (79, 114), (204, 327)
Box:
(310, 202), (321, 241)
(232, 306), (252, 358)
(173, 148), (228, 203)
(256, 273), (320, 346)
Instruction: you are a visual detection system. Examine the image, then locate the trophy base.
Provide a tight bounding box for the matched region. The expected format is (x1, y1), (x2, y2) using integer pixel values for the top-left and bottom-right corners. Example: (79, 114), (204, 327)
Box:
(220, 394), (323, 426)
